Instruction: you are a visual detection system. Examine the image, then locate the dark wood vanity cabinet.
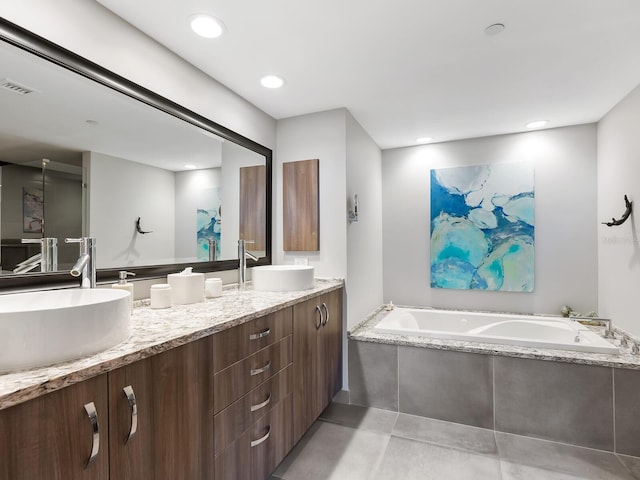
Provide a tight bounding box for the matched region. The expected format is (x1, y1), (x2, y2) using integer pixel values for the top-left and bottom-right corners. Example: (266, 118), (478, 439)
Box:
(108, 336), (214, 479)
(0, 287), (343, 480)
(0, 374), (110, 480)
(293, 288), (343, 443)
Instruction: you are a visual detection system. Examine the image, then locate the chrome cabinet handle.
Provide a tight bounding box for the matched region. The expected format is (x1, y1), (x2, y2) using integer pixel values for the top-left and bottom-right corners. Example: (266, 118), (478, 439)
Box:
(250, 393), (272, 412)
(84, 402), (100, 467)
(321, 302), (329, 326)
(250, 360), (272, 376)
(250, 425), (271, 448)
(249, 328), (271, 341)
(123, 385), (138, 444)
(315, 305), (323, 330)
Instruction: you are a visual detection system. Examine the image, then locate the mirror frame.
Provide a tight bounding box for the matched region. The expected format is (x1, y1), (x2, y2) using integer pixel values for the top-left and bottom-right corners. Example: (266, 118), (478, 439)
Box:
(0, 17), (272, 289)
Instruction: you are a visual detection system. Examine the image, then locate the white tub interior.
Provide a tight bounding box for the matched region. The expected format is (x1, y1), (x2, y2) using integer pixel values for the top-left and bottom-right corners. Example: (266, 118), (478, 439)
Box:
(374, 308), (619, 355)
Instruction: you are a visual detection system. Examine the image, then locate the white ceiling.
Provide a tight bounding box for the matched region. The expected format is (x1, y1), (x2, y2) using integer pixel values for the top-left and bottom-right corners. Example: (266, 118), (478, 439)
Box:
(96, 0), (640, 149)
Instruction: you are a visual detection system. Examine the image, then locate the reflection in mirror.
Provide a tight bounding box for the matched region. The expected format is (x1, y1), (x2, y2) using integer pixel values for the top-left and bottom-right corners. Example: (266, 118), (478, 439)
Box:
(0, 20), (270, 283)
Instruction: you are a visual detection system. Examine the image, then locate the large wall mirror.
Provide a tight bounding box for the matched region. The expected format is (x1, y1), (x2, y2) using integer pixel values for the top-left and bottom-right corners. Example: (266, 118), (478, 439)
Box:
(0, 18), (272, 289)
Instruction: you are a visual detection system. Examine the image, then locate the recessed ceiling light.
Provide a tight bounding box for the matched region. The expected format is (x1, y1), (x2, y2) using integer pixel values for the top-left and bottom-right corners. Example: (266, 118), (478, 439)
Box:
(416, 137), (433, 144)
(184, 164), (197, 170)
(525, 120), (548, 129)
(190, 14), (224, 38)
(260, 75), (285, 89)
(484, 23), (505, 36)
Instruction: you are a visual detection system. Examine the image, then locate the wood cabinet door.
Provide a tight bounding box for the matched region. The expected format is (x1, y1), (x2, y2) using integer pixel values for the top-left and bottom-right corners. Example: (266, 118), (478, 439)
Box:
(318, 289), (343, 412)
(151, 336), (214, 480)
(108, 357), (154, 479)
(0, 374), (109, 480)
(292, 296), (322, 444)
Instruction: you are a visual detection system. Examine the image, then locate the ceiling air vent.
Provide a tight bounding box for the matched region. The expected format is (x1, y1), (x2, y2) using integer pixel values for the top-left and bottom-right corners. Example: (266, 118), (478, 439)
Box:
(0, 78), (39, 95)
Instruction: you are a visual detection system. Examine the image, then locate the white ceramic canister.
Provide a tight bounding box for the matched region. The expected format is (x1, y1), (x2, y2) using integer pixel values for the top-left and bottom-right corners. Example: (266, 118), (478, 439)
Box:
(205, 278), (223, 298)
(150, 283), (172, 309)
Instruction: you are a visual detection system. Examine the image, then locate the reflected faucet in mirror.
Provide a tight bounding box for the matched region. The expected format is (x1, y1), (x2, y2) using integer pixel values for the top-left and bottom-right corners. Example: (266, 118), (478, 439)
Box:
(238, 239), (258, 289)
(13, 238), (58, 273)
(65, 237), (96, 288)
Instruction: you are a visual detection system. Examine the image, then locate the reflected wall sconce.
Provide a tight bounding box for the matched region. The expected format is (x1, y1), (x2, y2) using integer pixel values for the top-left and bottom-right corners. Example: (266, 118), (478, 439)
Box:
(601, 195), (633, 227)
(348, 194), (359, 223)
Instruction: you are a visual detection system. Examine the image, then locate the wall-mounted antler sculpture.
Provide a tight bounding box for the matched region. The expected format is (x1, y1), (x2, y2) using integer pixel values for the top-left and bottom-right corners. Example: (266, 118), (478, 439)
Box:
(602, 195), (633, 227)
(135, 217), (153, 234)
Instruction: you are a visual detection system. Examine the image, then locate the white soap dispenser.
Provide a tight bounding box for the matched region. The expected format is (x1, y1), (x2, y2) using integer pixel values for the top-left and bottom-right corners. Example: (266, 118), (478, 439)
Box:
(112, 271), (135, 312)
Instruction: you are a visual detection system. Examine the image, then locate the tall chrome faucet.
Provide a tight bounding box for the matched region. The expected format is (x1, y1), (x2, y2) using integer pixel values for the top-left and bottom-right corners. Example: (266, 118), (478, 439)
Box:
(238, 239), (258, 289)
(65, 237), (96, 288)
(15, 238), (58, 273)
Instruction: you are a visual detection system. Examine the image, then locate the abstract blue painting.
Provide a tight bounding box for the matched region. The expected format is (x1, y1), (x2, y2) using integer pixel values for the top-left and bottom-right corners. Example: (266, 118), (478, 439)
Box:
(196, 187), (222, 261)
(430, 162), (534, 292)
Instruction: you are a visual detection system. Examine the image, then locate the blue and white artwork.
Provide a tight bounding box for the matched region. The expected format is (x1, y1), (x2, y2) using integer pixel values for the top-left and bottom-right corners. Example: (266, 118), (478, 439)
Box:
(196, 187), (222, 261)
(430, 162), (534, 292)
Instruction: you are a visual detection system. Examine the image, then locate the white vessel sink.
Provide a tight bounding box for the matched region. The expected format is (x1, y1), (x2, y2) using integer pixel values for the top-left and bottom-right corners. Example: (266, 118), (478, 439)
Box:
(252, 265), (315, 292)
(0, 289), (130, 373)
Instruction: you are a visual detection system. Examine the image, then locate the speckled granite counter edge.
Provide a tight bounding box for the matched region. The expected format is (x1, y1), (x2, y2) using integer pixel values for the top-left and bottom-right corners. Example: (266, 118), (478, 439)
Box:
(348, 305), (640, 370)
(0, 279), (343, 410)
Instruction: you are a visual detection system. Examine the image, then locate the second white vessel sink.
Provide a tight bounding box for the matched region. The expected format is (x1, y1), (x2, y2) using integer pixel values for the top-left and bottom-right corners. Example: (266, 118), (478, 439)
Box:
(0, 288), (130, 373)
(252, 265), (315, 292)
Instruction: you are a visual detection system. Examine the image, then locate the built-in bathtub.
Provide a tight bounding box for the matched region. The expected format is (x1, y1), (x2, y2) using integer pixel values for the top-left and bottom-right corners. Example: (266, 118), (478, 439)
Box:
(373, 307), (619, 354)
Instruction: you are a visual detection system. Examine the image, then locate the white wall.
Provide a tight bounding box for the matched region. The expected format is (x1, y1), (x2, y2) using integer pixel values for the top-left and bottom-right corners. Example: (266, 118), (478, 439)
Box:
(0, 0), (276, 150)
(382, 124), (598, 315)
(88, 152), (175, 268)
(275, 109), (348, 278)
(597, 84), (640, 337)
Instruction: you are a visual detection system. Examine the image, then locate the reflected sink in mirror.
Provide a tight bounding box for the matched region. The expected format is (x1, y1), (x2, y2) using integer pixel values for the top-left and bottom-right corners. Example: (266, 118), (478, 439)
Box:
(0, 289), (130, 373)
(252, 265), (315, 292)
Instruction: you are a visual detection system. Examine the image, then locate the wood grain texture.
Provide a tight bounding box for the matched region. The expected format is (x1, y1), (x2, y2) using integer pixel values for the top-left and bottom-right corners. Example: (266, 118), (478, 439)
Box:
(283, 159), (319, 251)
(250, 395), (293, 480)
(108, 358), (154, 480)
(240, 165), (267, 252)
(319, 289), (344, 411)
(214, 365), (293, 456)
(214, 336), (293, 414)
(151, 337), (214, 479)
(0, 374), (109, 480)
(213, 307), (293, 373)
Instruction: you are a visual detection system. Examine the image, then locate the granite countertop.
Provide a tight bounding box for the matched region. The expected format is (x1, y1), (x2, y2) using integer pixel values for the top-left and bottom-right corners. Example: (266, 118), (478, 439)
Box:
(349, 305), (640, 370)
(0, 278), (343, 410)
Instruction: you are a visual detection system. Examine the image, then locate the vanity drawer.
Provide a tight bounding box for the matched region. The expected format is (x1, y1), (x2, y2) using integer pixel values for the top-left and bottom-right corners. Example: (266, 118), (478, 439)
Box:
(214, 336), (292, 414)
(214, 395), (293, 480)
(213, 308), (293, 373)
(214, 364), (293, 456)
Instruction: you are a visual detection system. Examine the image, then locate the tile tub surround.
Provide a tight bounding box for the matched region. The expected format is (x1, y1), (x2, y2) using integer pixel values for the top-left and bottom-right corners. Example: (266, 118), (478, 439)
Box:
(0, 278), (343, 410)
(348, 306), (640, 454)
(271, 403), (640, 480)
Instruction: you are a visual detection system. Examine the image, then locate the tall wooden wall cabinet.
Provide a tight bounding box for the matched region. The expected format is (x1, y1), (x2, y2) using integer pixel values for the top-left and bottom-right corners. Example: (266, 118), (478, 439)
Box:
(283, 159), (319, 251)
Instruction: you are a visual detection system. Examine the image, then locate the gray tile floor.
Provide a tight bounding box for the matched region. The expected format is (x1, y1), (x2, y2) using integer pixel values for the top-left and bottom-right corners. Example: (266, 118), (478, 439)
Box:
(271, 403), (640, 480)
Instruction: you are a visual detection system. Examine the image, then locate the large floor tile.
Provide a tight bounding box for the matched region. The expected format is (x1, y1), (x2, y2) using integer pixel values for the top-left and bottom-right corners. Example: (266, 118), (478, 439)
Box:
(393, 412), (498, 456)
(618, 455), (640, 480)
(273, 421), (390, 480)
(319, 402), (398, 434)
(496, 432), (635, 480)
(374, 436), (503, 480)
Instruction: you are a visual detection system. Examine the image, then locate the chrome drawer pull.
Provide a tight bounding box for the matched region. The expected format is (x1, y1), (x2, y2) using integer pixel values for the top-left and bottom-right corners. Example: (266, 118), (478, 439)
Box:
(250, 360), (272, 376)
(249, 328), (271, 341)
(250, 393), (272, 412)
(84, 402), (100, 467)
(321, 302), (329, 326)
(315, 305), (323, 330)
(123, 385), (138, 444)
(250, 425), (271, 448)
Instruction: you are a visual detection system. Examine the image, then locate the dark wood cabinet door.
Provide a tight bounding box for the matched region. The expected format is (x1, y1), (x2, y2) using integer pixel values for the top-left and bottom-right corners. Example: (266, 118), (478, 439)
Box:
(292, 296), (322, 444)
(108, 357), (154, 479)
(0, 374), (109, 480)
(151, 336), (214, 480)
(319, 289), (343, 412)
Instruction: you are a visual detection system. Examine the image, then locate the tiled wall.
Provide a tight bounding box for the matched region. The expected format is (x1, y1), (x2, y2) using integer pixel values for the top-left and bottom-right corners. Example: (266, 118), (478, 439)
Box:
(348, 340), (640, 456)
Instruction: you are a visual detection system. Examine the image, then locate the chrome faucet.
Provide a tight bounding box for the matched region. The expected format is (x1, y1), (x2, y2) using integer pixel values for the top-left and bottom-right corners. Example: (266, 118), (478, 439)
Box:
(65, 237), (96, 288)
(570, 314), (613, 339)
(238, 239), (258, 289)
(17, 238), (58, 273)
